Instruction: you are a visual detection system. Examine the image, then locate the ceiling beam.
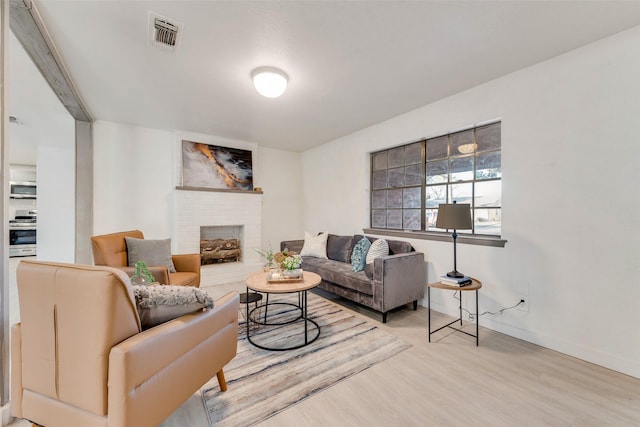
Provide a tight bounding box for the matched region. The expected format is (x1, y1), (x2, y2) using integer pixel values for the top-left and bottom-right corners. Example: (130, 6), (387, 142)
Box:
(9, 0), (91, 122)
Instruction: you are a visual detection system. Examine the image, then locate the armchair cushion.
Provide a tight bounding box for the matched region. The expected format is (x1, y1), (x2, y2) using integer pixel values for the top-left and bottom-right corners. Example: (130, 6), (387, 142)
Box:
(133, 285), (214, 329)
(125, 236), (176, 273)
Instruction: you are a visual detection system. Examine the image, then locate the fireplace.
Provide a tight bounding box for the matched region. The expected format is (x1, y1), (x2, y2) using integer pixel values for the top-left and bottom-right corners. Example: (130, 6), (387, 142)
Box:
(175, 189), (262, 286)
(200, 225), (243, 265)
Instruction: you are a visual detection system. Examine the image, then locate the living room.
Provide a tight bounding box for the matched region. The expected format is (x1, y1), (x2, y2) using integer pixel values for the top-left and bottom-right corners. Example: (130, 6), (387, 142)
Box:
(4, 1), (640, 426)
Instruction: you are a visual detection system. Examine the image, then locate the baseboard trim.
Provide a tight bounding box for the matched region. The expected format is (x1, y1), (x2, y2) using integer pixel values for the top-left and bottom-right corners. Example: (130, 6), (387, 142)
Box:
(0, 402), (12, 426)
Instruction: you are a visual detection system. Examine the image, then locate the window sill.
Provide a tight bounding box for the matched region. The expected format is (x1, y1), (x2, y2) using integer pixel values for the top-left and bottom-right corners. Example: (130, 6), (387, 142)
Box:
(362, 228), (507, 248)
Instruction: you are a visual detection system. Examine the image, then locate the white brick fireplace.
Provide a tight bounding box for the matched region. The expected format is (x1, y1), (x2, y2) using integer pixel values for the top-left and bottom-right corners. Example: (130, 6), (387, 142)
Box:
(174, 189), (263, 286)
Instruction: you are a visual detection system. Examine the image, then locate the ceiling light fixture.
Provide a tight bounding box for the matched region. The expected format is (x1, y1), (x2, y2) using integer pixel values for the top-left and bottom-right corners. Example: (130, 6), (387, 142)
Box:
(457, 143), (477, 154)
(251, 67), (288, 98)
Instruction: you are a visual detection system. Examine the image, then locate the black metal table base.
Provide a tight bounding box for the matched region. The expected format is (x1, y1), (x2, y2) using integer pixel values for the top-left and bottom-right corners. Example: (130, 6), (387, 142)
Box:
(246, 288), (320, 351)
(428, 286), (479, 346)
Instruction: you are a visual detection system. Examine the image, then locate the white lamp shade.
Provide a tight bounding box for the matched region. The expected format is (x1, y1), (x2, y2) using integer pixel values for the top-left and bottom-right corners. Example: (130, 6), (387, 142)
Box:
(252, 67), (288, 98)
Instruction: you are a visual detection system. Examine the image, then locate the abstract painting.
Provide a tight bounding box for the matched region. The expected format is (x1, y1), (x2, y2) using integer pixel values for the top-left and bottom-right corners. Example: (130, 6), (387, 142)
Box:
(182, 140), (253, 191)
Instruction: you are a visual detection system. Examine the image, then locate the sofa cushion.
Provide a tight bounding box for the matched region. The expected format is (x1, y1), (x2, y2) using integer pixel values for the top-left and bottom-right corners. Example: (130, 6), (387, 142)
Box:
(300, 231), (328, 258)
(364, 262), (374, 279)
(125, 237), (177, 273)
(366, 238), (389, 264)
(132, 284), (214, 329)
(302, 257), (374, 296)
(350, 237), (371, 272)
(326, 234), (352, 263)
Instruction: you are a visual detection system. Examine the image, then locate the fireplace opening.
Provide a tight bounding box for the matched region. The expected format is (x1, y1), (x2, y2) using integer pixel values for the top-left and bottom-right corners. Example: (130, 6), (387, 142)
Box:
(200, 225), (243, 265)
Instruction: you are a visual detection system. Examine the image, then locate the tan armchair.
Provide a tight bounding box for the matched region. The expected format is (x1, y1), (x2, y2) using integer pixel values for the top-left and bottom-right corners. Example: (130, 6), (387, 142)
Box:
(11, 260), (239, 427)
(91, 230), (201, 287)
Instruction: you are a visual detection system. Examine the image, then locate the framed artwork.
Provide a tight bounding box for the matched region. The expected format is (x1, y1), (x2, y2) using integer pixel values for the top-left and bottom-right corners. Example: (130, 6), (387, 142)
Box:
(181, 140), (254, 191)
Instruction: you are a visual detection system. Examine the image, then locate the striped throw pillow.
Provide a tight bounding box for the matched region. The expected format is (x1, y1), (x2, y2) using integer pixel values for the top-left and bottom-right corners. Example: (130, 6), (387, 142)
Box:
(366, 239), (389, 264)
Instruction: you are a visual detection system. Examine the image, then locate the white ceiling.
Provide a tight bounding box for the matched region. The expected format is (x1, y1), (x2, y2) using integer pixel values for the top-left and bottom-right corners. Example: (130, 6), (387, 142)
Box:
(21, 1), (640, 152)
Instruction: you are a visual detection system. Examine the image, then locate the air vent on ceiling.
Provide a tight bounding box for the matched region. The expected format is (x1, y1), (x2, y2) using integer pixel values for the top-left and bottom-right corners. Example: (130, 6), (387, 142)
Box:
(149, 12), (182, 52)
(154, 18), (178, 46)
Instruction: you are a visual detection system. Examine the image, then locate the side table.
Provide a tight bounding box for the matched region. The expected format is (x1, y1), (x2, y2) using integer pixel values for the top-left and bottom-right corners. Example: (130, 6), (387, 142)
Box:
(428, 278), (482, 346)
(239, 292), (263, 331)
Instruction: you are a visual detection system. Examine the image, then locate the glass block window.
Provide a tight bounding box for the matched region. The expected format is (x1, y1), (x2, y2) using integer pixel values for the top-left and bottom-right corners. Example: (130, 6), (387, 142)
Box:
(371, 142), (423, 230)
(371, 121), (501, 236)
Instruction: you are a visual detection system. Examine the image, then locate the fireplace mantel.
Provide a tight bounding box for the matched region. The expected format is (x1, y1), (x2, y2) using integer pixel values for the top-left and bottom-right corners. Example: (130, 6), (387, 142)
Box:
(176, 185), (263, 195)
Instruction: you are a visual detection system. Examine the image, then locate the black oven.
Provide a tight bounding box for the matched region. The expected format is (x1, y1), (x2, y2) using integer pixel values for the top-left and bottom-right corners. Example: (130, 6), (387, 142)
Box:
(9, 226), (37, 257)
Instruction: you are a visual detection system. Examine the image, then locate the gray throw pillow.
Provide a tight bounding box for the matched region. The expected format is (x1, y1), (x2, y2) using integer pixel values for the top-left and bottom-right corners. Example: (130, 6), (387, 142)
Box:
(125, 237), (176, 273)
(326, 234), (353, 263)
(132, 284), (214, 329)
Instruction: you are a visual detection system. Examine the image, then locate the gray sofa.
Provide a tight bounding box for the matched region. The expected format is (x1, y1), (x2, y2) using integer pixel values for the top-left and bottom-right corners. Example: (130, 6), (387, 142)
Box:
(280, 234), (425, 323)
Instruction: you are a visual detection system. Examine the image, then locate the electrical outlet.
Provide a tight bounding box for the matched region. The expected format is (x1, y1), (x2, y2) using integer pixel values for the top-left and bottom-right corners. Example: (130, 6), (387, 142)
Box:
(516, 297), (529, 312)
(516, 281), (529, 312)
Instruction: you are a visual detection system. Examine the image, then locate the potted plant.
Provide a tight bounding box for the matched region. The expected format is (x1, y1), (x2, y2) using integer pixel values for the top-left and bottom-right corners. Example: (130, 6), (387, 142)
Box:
(131, 261), (156, 286)
(274, 249), (303, 278)
(255, 245), (277, 271)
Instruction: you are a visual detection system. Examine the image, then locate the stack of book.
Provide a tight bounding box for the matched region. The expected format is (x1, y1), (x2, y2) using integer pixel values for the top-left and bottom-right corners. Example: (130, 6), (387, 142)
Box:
(440, 275), (473, 287)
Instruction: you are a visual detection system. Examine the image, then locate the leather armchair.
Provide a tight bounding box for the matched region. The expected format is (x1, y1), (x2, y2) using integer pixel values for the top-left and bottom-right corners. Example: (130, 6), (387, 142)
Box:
(11, 260), (239, 427)
(91, 230), (201, 287)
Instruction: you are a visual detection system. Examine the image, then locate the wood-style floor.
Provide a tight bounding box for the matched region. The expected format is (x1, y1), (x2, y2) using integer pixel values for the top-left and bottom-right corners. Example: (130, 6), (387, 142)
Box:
(9, 281), (640, 426)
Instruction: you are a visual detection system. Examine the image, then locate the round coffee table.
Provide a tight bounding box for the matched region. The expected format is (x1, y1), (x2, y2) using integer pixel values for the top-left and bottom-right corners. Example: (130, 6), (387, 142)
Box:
(245, 270), (321, 351)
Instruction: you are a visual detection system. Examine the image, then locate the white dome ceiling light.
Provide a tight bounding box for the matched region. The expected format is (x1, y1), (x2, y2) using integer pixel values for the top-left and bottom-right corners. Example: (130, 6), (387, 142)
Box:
(251, 67), (288, 98)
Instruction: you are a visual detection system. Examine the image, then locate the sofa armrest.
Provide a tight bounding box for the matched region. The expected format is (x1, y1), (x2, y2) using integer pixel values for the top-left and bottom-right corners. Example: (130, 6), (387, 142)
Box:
(172, 253), (201, 274)
(108, 291), (239, 427)
(373, 252), (426, 311)
(280, 240), (304, 254)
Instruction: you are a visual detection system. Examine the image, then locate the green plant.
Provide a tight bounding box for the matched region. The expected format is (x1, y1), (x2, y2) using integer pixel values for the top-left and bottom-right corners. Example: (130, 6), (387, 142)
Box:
(132, 261), (155, 284)
(280, 254), (302, 270)
(255, 245), (275, 263)
(273, 249), (302, 270)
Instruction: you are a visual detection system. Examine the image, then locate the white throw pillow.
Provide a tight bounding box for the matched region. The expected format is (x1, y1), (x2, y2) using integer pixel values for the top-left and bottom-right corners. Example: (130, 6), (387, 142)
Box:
(299, 231), (328, 258)
(366, 239), (389, 264)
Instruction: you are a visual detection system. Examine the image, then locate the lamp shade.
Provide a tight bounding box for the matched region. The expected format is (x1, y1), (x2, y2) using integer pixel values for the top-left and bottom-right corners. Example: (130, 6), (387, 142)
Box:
(435, 203), (472, 230)
(251, 67), (288, 98)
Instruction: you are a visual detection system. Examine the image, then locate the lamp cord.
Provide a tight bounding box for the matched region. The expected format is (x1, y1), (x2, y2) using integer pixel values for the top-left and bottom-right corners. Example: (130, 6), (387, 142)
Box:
(453, 291), (524, 321)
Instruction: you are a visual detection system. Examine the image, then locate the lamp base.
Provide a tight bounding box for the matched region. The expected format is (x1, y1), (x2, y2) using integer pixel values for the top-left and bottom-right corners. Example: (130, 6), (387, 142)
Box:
(446, 270), (465, 278)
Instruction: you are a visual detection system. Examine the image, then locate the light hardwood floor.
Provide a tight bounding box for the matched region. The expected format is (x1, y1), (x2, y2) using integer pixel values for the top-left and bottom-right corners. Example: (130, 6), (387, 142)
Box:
(9, 281), (640, 426)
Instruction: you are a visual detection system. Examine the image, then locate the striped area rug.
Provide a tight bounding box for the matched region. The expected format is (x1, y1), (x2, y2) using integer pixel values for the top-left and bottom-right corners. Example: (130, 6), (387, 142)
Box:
(201, 292), (411, 426)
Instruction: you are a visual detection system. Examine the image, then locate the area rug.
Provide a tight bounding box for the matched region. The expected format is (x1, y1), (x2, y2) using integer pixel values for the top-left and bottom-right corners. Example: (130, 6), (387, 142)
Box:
(201, 292), (411, 426)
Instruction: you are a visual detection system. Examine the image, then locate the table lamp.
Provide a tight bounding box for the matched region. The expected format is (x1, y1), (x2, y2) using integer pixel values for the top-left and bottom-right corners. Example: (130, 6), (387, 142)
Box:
(436, 201), (472, 278)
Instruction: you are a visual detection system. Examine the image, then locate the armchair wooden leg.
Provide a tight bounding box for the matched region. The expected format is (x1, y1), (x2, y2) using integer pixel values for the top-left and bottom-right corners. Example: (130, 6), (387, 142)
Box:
(216, 369), (228, 392)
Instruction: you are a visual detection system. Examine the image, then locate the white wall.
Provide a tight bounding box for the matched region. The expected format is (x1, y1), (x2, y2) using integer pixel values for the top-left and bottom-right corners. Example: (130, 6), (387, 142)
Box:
(255, 146), (303, 250)
(301, 26), (640, 378)
(92, 120), (304, 272)
(93, 121), (175, 238)
(37, 145), (75, 262)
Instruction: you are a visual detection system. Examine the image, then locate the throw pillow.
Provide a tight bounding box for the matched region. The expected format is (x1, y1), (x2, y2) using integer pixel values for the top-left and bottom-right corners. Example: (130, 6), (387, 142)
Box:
(350, 237), (371, 272)
(132, 284), (214, 329)
(299, 231), (328, 258)
(366, 238), (389, 265)
(125, 237), (176, 273)
(326, 234), (353, 263)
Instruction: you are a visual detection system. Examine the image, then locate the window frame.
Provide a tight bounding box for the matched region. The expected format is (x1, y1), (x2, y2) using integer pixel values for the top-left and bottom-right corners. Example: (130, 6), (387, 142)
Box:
(369, 121), (506, 248)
